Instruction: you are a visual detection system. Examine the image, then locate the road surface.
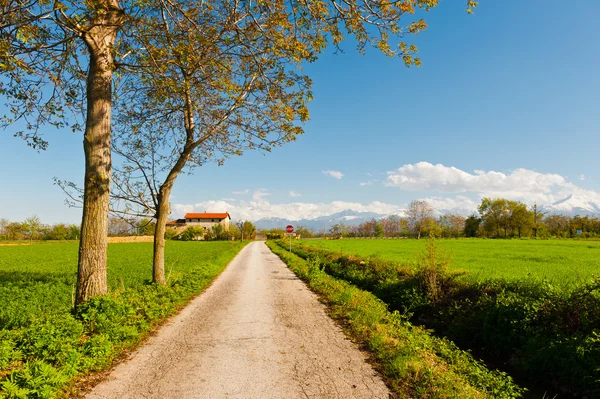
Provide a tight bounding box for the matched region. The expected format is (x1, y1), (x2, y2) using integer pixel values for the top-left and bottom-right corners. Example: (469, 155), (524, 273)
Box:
(86, 241), (390, 399)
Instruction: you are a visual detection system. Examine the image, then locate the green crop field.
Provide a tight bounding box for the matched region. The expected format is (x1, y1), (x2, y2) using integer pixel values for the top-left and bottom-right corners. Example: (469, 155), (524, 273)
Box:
(287, 239), (600, 396)
(0, 240), (245, 398)
(299, 238), (600, 286)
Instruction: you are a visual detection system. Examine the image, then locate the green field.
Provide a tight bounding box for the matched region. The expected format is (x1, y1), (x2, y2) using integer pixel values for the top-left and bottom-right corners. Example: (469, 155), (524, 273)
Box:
(289, 239), (600, 396)
(0, 240), (245, 398)
(299, 238), (600, 286)
(0, 241), (244, 329)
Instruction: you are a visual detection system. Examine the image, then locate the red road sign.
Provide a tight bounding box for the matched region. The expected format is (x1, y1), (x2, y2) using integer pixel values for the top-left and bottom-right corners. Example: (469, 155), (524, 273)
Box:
(286, 225), (294, 233)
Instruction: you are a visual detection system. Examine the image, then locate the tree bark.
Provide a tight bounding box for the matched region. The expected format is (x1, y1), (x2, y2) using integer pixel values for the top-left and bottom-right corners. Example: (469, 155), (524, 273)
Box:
(153, 189), (172, 285)
(75, 3), (122, 305)
(152, 143), (195, 284)
(152, 77), (198, 285)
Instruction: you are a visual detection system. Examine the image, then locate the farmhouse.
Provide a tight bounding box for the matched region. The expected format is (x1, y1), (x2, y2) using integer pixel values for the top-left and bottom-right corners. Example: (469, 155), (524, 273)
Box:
(166, 212), (231, 232)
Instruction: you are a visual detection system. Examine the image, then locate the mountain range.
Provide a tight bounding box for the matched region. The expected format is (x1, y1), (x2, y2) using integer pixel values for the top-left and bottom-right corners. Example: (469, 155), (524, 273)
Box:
(253, 194), (600, 231)
(254, 210), (390, 231)
(540, 194), (600, 216)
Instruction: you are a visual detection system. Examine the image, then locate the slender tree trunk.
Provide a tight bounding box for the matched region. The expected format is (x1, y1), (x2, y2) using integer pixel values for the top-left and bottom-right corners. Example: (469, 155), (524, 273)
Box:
(151, 75), (200, 284)
(153, 189), (172, 285)
(152, 143), (195, 284)
(75, 4), (122, 305)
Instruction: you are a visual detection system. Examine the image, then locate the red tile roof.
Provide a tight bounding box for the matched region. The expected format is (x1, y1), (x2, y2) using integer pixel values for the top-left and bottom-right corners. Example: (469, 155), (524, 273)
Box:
(185, 212), (231, 220)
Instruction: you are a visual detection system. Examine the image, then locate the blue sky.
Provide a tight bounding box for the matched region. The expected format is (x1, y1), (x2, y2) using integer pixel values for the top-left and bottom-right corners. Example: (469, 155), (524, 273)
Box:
(1, 0), (599, 224)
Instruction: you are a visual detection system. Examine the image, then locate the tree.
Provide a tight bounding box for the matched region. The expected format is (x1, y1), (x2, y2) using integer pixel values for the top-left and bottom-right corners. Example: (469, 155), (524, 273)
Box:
(329, 223), (349, 238)
(265, 228), (285, 240)
(544, 214), (571, 237)
(136, 218), (156, 236)
(478, 198), (534, 238)
(294, 225), (314, 239)
(22, 215), (42, 241)
(464, 215), (481, 238)
(406, 200), (435, 239)
(381, 215), (404, 237)
(425, 218), (442, 238)
(1, 0), (130, 304)
(375, 221), (384, 238)
(478, 198), (507, 238)
(240, 221), (256, 241)
(508, 201), (532, 238)
(439, 213), (465, 238)
(0, 218), (8, 240)
(106, 0), (479, 283)
(531, 203), (545, 238)
(108, 217), (134, 236)
(23, 0), (477, 291)
(45, 223), (79, 240)
(5, 222), (24, 240)
(180, 226), (204, 241)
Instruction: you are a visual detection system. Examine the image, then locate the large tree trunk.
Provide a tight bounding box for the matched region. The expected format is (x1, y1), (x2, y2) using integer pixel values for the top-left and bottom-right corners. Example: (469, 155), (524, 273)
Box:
(75, 4), (122, 305)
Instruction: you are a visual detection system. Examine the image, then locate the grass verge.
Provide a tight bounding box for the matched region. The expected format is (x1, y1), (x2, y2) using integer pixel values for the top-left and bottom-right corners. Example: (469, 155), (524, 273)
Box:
(267, 241), (524, 398)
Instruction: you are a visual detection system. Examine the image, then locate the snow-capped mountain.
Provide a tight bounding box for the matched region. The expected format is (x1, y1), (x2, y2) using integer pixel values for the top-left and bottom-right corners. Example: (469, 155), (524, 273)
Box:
(253, 194), (600, 232)
(541, 194), (600, 216)
(254, 210), (388, 231)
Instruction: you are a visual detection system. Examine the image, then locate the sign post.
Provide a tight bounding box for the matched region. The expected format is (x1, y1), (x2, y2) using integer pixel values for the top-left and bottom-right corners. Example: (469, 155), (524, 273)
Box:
(286, 225), (294, 252)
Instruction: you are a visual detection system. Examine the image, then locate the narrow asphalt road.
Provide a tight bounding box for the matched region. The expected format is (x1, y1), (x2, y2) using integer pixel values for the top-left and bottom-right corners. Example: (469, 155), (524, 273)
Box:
(86, 241), (390, 399)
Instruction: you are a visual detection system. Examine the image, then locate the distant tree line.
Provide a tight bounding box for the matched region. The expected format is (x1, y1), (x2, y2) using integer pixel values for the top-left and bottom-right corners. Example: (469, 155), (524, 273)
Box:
(0, 216), (79, 241)
(169, 220), (257, 242)
(262, 198), (600, 240)
(1, 216), (259, 242)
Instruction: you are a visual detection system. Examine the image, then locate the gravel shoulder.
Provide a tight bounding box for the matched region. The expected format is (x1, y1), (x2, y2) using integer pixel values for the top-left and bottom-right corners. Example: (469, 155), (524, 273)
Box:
(86, 241), (390, 399)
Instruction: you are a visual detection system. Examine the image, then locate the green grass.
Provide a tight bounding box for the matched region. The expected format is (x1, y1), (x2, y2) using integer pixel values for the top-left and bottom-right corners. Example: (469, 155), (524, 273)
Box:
(267, 241), (524, 398)
(0, 240), (245, 398)
(0, 241), (242, 330)
(299, 239), (600, 286)
(288, 239), (600, 396)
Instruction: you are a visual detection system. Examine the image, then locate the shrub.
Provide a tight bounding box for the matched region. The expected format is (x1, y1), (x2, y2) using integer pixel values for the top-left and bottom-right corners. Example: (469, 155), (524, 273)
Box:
(179, 226), (205, 241)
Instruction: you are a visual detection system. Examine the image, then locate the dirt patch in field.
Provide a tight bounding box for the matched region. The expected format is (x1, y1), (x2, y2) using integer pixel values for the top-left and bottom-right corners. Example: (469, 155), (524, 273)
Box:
(107, 236), (154, 243)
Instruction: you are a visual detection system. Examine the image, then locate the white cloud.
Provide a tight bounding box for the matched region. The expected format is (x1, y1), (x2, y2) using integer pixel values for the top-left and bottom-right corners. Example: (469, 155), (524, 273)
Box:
(580, 174), (586, 181)
(171, 163), (600, 224)
(322, 170), (344, 179)
(232, 189), (249, 195)
(253, 189), (271, 201)
(421, 196), (479, 215)
(360, 180), (378, 186)
(384, 162), (598, 204)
